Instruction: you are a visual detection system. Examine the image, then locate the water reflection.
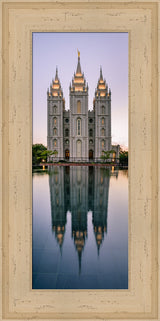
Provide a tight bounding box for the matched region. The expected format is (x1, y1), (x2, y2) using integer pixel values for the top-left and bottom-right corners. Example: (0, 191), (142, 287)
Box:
(49, 166), (113, 273)
(32, 166), (128, 289)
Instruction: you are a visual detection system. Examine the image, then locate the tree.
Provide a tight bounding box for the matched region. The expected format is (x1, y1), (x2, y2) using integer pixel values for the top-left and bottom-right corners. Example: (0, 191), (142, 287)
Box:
(100, 150), (115, 162)
(32, 144), (47, 165)
(119, 150), (128, 165)
(37, 150), (55, 163)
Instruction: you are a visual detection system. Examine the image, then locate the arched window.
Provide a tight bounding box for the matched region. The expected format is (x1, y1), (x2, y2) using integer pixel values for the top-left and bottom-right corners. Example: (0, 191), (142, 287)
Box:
(53, 139), (57, 147)
(101, 118), (105, 125)
(65, 139), (69, 145)
(101, 140), (105, 149)
(53, 128), (57, 136)
(77, 100), (81, 114)
(65, 128), (69, 137)
(102, 106), (105, 114)
(53, 105), (57, 113)
(89, 129), (93, 137)
(53, 117), (57, 125)
(89, 139), (93, 144)
(77, 118), (81, 136)
(101, 128), (105, 136)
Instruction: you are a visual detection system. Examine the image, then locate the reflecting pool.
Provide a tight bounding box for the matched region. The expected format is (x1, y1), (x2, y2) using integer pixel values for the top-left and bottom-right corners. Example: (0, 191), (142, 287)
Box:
(32, 166), (128, 289)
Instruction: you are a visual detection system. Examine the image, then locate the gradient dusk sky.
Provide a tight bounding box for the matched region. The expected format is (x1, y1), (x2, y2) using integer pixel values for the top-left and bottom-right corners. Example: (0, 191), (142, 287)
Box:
(33, 32), (128, 148)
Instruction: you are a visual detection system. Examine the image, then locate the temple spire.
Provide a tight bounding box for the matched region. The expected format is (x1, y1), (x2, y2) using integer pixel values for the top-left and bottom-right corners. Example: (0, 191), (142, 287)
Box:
(78, 251), (82, 275)
(70, 51), (87, 93)
(94, 66), (108, 98)
(55, 66), (58, 80)
(100, 66), (103, 80)
(76, 50), (81, 74)
(77, 49), (80, 58)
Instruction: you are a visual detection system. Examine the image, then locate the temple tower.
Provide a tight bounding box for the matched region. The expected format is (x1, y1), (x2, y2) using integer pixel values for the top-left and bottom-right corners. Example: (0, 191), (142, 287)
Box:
(69, 51), (89, 161)
(94, 67), (111, 161)
(47, 68), (65, 160)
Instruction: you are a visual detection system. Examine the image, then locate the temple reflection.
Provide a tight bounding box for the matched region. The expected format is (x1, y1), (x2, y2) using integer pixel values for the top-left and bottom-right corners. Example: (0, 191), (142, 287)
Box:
(49, 167), (66, 251)
(49, 166), (117, 272)
(92, 168), (110, 254)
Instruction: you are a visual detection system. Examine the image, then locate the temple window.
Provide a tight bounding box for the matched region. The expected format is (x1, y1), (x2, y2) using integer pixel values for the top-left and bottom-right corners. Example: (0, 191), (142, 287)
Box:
(77, 118), (81, 136)
(101, 140), (105, 149)
(53, 128), (57, 135)
(101, 118), (105, 125)
(102, 106), (105, 114)
(101, 128), (105, 136)
(53, 117), (57, 125)
(53, 139), (57, 147)
(53, 106), (57, 113)
(65, 128), (69, 137)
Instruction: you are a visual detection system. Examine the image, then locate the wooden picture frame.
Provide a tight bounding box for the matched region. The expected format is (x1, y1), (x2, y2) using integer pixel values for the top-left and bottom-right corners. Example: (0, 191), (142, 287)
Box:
(0, 0), (159, 320)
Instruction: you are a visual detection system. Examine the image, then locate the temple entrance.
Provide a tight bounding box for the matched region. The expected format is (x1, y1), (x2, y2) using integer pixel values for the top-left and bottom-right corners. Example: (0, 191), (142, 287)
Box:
(65, 149), (70, 160)
(89, 150), (93, 160)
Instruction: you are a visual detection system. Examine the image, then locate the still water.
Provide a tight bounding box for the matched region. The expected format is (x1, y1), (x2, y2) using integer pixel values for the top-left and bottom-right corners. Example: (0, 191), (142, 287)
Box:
(32, 166), (128, 289)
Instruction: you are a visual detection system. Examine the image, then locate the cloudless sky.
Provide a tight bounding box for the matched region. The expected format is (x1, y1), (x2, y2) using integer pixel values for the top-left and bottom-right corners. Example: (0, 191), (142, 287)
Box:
(33, 33), (128, 148)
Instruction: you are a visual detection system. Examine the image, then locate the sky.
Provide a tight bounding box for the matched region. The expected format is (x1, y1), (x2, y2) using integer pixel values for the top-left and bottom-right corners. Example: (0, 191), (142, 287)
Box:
(33, 32), (128, 148)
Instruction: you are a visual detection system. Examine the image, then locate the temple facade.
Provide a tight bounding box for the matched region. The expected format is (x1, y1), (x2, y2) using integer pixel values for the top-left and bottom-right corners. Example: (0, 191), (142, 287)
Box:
(47, 52), (119, 162)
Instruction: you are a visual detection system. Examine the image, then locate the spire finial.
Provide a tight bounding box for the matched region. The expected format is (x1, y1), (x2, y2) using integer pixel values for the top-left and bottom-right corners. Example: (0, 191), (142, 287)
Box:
(76, 50), (81, 74)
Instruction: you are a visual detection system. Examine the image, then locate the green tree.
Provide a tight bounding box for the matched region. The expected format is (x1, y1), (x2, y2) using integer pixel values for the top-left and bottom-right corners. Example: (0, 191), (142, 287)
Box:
(37, 150), (55, 163)
(32, 144), (47, 165)
(100, 150), (115, 162)
(119, 150), (128, 165)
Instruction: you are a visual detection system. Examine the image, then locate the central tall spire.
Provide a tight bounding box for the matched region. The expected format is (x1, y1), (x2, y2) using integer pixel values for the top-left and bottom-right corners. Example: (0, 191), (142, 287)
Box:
(55, 66), (58, 80)
(76, 49), (82, 74)
(70, 51), (88, 93)
(100, 66), (103, 80)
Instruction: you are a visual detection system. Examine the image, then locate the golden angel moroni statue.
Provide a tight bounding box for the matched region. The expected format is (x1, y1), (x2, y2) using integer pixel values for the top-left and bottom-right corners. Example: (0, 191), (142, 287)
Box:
(77, 49), (80, 57)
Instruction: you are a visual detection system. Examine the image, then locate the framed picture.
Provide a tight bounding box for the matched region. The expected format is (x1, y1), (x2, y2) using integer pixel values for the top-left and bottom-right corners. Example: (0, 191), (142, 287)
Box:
(32, 32), (128, 291)
(1, 0), (159, 320)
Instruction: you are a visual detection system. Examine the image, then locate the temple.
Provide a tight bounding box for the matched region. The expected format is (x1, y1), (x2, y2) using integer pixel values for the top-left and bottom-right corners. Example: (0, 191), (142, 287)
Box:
(47, 52), (119, 161)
